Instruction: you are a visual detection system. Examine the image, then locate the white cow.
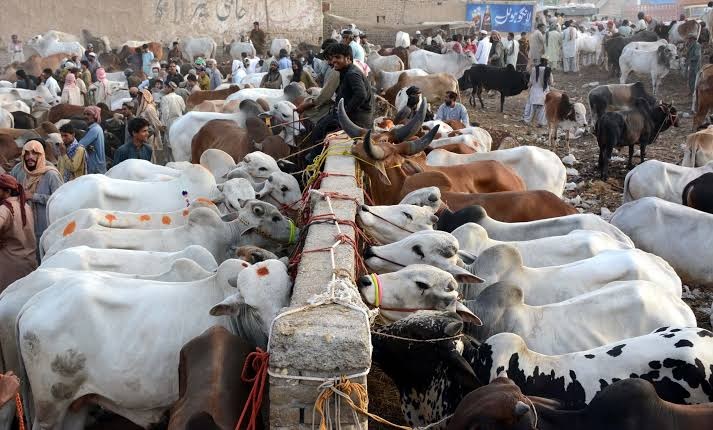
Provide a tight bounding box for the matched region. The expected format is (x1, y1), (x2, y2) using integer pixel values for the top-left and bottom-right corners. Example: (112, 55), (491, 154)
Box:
(45, 201), (292, 261)
(18, 260), (290, 429)
(430, 134), (491, 153)
(47, 165), (223, 223)
(395, 31), (410, 48)
(39, 199), (221, 256)
(467, 281), (695, 354)
(623, 160), (713, 203)
(1, 100), (30, 114)
(255, 171), (302, 212)
(452, 223), (633, 267)
(681, 127), (713, 167)
(169, 100), (301, 162)
(223, 151), (282, 183)
(465, 205), (635, 246)
(620, 40), (678, 96)
(375, 69), (428, 92)
(181, 36), (217, 62)
(481, 327), (713, 405)
(26, 33), (84, 58)
(426, 146), (566, 197)
(408, 50), (475, 79)
(229, 41), (256, 59)
(366, 52), (404, 76)
(40, 245), (218, 273)
(357, 204), (438, 244)
(270, 38), (292, 55)
(105, 159), (184, 182)
(577, 31), (603, 66)
(0, 108), (12, 128)
(465, 244), (681, 304)
(612, 197), (713, 286)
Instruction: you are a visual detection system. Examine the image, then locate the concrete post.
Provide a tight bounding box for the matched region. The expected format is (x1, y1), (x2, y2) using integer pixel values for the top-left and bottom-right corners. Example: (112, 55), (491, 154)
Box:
(269, 134), (370, 429)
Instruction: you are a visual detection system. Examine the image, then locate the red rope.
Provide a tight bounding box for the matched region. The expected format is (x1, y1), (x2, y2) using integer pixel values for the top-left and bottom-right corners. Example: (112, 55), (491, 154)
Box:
(15, 392), (24, 430)
(235, 348), (270, 430)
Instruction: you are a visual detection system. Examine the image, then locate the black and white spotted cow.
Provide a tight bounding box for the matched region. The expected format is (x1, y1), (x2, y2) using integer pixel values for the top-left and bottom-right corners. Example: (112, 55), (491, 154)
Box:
(470, 327), (713, 409)
(371, 311), (482, 429)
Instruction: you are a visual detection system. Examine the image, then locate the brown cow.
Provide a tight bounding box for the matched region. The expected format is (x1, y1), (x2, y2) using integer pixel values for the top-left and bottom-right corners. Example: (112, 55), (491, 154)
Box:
(400, 171), (577, 222)
(379, 46), (410, 69)
(338, 100), (525, 205)
(190, 117), (289, 164)
(1, 54), (67, 81)
(682, 126), (713, 167)
(97, 52), (122, 72)
(168, 326), (261, 430)
(545, 90), (588, 152)
(448, 377), (713, 430)
(48, 103), (113, 123)
(383, 72), (458, 106)
(693, 64), (713, 130)
(186, 86), (241, 110)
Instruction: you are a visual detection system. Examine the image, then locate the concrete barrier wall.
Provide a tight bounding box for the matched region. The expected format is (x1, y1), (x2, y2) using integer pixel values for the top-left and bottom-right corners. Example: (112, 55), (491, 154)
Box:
(1, 0), (321, 50)
(269, 136), (370, 429)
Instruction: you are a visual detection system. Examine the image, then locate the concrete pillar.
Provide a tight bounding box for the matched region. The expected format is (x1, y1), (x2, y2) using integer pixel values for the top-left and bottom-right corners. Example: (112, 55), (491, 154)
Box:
(269, 134), (370, 429)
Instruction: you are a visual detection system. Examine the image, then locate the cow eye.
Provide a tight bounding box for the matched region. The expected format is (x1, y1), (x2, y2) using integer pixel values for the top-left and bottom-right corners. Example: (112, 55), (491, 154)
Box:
(402, 211), (413, 221)
(253, 206), (265, 216)
(268, 176), (274, 182)
(259, 167), (268, 171)
(412, 245), (425, 259)
(272, 216), (280, 222)
(281, 185), (289, 192)
(415, 281), (429, 290)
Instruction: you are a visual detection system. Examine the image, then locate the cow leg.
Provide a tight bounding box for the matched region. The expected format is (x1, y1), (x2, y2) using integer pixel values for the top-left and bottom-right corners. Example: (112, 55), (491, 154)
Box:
(548, 123), (555, 147)
(500, 93), (505, 112)
(627, 144), (635, 169)
(477, 86), (485, 109)
(565, 129), (571, 154)
(640, 143), (647, 164)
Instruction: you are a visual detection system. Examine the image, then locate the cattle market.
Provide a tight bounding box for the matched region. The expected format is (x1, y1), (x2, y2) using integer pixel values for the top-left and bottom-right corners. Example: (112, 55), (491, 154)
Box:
(1, 0), (713, 429)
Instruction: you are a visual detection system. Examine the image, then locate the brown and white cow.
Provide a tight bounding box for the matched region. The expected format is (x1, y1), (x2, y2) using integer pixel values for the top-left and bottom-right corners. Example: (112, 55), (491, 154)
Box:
(545, 90), (588, 152)
(682, 126), (713, 167)
(190, 117), (289, 164)
(383, 72), (458, 106)
(186, 85), (241, 110)
(693, 64), (713, 130)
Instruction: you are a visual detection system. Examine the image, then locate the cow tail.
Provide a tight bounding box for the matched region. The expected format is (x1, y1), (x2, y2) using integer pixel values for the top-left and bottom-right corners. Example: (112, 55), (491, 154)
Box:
(682, 179), (695, 206)
(622, 170), (634, 203)
(14, 302), (35, 426)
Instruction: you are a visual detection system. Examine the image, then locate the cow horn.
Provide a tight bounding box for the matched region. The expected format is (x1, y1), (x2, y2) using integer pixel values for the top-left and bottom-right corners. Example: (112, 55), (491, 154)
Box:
(363, 129), (386, 160)
(337, 99), (366, 138)
(391, 97), (428, 142)
(400, 124), (440, 156)
(514, 401), (530, 417)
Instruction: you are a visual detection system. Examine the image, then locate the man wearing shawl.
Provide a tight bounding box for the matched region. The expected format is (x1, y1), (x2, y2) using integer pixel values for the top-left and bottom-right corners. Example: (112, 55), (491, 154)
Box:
(60, 73), (82, 106)
(10, 141), (62, 258)
(57, 123), (87, 181)
(488, 32), (505, 67)
(78, 106), (106, 174)
(89, 68), (112, 106)
(208, 60), (223, 90)
(136, 89), (165, 164)
(260, 60), (283, 89)
(0, 174), (36, 290)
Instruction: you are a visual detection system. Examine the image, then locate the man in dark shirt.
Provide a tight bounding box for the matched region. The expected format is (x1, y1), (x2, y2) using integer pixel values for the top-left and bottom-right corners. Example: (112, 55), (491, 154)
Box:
(305, 43), (373, 163)
(164, 62), (184, 87)
(113, 117), (153, 166)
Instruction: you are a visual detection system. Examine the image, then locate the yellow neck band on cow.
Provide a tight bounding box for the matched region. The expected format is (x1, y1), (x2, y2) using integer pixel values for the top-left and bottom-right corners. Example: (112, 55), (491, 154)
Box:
(288, 219), (296, 245)
(370, 273), (382, 307)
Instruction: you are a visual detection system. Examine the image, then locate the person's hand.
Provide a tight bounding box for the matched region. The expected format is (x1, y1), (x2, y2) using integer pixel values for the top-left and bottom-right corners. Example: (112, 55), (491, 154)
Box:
(0, 372), (19, 406)
(58, 141), (67, 155)
(295, 103), (306, 114)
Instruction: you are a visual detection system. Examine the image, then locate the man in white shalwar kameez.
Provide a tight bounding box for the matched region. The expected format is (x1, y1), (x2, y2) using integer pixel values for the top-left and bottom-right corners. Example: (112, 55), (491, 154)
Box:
(474, 30), (492, 65)
(523, 57), (553, 127)
(159, 82), (185, 161)
(562, 21), (578, 73)
(545, 24), (563, 71)
(503, 32), (519, 68)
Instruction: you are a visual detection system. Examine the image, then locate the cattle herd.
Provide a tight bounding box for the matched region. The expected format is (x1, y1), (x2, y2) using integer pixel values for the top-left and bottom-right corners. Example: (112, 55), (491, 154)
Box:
(1, 21), (713, 430)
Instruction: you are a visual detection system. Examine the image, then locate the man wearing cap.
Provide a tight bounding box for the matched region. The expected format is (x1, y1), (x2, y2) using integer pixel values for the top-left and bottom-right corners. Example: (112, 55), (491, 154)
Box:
(250, 22), (267, 56)
(86, 52), (101, 81)
(8, 35), (24, 63)
(82, 43), (95, 63)
(474, 30), (492, 65)
(415, 31), (425, 47)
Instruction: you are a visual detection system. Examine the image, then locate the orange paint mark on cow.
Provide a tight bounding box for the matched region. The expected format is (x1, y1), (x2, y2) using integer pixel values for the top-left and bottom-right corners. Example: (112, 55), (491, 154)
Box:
(161, 216), (172, 225)
(62, 221), (76, 236)
(182, 209), (190, 216)
(196, 197), (216, 206)
(256, 266), (270, 277)
(139, 214), (151, 222)
(105, 214), (117, 223)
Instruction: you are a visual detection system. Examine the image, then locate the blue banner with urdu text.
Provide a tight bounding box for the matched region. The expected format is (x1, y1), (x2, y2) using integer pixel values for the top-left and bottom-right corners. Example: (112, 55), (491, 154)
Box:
(467, 3), (535, 33)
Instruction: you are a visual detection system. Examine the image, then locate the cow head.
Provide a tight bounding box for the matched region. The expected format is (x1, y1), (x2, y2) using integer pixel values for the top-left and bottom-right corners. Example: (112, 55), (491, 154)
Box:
(399, 186), (443, 213)
(656, 44), (677, 68)
(339, 98), (439, 195)
(213, 178), (256, 213)
(372, 310), (483, 428)
(448, 377), (537, 430)
(227, 151), (280, 182)
(357, 203), (438, 244)
(210, 259), (292, 349)
(226, 200), (296, 252)
(255, 171), (302, 214)
(357, 264), (482, 324)
(364, 230), (484, 283)
(259, 100), (304, 147)
(573, 102), (588, 127)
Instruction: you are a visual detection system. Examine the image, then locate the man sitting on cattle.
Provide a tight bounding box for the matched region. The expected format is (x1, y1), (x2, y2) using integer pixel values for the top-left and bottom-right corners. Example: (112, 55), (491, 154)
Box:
(10, 140), (62, 259)
(57, 123), (87, 182)
(0, 174), (36, 290)
(113, 117), (153, 166)
(435, 91), (470, 126)
(305, 43), (373, 163)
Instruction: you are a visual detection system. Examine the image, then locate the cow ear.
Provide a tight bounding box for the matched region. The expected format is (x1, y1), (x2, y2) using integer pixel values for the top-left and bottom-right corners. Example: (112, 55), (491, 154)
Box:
(457, 250), (478, 265)
(456, 302), (483, 326)
(373, 161), (392, 185)
(209, 293), (244, 316)
(445, 264), (484, 284)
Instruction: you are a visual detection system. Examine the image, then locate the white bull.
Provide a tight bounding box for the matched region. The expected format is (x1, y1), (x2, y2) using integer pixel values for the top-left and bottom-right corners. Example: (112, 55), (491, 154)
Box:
(465, 244), (681, 304)
(375, 69), (428, 92)
(611, 197), (713, 286)
(39, 199), (221, 256)
(17, 260), (290, 429)
(0, 108), (12, 128)
(366, 52), (404, 76)
(451, 223), (633, 267)
(181, 36), (217, 62)
(408, 50), (475, 79)
(426, 146), (566, 196)
(270, 38), (292, 56)
(357, 204), (438, 244)
(623, 159), (713, 203)
(229, 41), (256, 59)
(47, 165), (224, 223)
(577, 31), (603, 66)
(465, 205), (635, 246)
(429, 133), (491, 153)
(1, 100), (30, 114)
(620, 40), (678, 96)
(105, 159), (185, 181)
(26, 33), (84, 58)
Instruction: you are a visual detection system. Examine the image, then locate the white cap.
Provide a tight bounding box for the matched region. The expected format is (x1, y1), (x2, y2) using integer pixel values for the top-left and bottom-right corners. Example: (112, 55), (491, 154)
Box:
(416, 30), (422, 34)
(480, 30), (488, 35)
